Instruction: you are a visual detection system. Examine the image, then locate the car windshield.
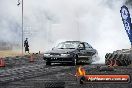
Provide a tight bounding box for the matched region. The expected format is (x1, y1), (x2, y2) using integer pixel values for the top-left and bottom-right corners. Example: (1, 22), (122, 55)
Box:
(55, 42), (79, 49)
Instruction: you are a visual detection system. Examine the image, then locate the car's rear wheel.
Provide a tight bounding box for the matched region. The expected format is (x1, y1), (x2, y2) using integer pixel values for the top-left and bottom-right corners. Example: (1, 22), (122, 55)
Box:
(46, 61), (51, 66)
(87, 56), (93, 64)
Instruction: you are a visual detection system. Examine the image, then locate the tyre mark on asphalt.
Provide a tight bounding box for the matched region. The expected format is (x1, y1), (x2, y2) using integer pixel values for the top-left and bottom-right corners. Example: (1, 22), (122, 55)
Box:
(0, 63), (74, 84)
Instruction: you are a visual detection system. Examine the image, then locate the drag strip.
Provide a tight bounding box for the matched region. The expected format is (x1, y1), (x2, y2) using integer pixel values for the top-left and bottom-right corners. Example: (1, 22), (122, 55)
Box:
(2, 64), (132, 88)
(0, 63), (74, 84)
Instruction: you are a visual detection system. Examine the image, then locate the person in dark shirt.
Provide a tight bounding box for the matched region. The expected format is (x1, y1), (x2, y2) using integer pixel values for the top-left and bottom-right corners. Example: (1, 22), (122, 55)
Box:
(24, 38), (30, 54)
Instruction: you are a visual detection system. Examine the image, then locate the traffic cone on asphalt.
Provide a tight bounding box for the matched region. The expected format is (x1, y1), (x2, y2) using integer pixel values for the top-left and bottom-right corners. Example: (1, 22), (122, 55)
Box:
(29, 55), (34, 62)
(113, 60), (118, 67)
(0, 58), (5, 67)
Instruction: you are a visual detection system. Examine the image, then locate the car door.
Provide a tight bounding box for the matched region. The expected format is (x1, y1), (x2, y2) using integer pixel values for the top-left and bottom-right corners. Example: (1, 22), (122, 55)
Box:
(77, 43), (88, 62)
(84, 42), (96, 63)
(84, 42), (95, 56)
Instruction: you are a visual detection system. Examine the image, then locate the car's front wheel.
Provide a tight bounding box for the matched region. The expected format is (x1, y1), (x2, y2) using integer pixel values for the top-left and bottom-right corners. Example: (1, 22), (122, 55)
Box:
(72, 58), (77, 65)
(72, 55), (78, 65)
(46, 61), (51, 66)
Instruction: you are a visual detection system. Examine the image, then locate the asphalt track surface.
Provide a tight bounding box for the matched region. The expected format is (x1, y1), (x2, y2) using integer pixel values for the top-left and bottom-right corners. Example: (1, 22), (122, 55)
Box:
(0, 54), (132, 88)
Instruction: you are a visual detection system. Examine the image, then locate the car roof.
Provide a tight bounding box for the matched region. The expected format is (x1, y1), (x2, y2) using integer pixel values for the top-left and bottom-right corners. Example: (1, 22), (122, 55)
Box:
(64, 41), (90, 45)
(65, 41), (82, 43)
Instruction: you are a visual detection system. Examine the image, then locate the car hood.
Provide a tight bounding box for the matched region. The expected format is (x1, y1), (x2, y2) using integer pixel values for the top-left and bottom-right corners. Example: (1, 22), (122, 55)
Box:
(45, 49), (76, 54)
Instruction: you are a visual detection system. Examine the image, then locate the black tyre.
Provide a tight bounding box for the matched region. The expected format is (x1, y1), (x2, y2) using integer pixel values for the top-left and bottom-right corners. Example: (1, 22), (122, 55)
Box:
(72, 58), (77, 66)
(105, 53), (109, 65)
(105, 53), (112, 65)
(129, 60), (131, 65)
(113, 54), (118, 60)
(105, 53), (109, 59)
(129, 55), (131, 64)
(46, 61), (51, 66)
(123, 55), (129, 66)
(106, 59), (111, 65)
(119, 54), (124, 66)
(72, 55), (78, 65)
(121, 54), (127, 66)
(123, 55), (127, 66)
(105, 53), (112, 60)
(106, 54), (115, 65)
(126, 55), (131, 65)
(88, 56), (93, 64)
(117, 54), (121, 65)
(116, 59), (122, 66)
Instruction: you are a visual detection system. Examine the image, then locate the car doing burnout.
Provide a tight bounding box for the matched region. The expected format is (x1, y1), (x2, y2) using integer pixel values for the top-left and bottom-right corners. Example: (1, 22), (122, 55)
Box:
(43, 41), (98, 65)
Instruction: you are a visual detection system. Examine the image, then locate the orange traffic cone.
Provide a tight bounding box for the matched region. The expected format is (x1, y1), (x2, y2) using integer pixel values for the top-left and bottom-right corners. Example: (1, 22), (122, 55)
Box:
(0, 58), (5, 67)
(113, 60), (118, 66)
(29, 55), (34, 62)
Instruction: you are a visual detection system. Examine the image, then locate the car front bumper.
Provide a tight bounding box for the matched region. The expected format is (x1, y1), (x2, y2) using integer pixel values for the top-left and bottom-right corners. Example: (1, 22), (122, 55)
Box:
(43, 55), (73, 63)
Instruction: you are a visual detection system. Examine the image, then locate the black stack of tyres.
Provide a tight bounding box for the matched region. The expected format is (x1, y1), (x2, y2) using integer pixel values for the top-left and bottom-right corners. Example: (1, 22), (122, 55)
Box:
(123, 54), (131, 66)
(120, 54), (127, 66)
(112, 54), (118, 66)
(123, 54), (128, 66)
(127, 54), (131, 65)
(105, 53), (109, 65)
(115, 54), (122, 66)
(108, 53), (115, 66)
(105, 53), (131, 66)
(105, 53), (112, 65)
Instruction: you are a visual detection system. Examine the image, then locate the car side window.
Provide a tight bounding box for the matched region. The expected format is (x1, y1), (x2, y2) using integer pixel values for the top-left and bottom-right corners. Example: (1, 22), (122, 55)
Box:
(84, 43), (93, 50)
(78, 43), (85, 49)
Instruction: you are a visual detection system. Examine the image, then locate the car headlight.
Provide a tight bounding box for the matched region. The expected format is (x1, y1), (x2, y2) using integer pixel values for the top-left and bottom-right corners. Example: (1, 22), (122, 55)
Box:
(61, 54), (70, 56)
(44, 53), (50, 56)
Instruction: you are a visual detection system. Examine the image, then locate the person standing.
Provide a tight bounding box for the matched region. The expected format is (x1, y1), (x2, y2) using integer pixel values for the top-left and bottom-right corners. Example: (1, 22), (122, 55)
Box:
(24, 38), (30, 54)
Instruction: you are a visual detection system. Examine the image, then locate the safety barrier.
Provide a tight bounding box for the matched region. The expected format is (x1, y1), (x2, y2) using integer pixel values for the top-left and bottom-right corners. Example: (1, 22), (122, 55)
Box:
(105, 53), (131, 66)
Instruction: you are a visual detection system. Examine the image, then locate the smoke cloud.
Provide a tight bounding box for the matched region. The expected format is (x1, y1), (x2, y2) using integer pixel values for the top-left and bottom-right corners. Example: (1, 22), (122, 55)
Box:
(0, 0), (131, 63)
